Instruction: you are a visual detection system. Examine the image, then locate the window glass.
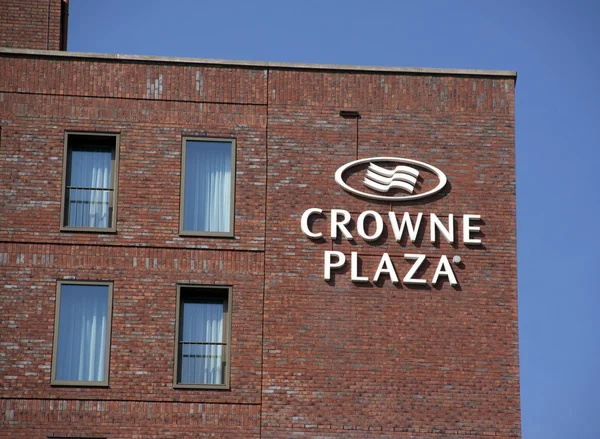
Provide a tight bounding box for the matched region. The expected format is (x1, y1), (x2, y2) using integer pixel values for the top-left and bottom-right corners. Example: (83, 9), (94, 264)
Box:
(66, 147), (113, 227)
(180, 301), (224, 385)
(181, 139), (234, 235)
(53, 282), (112, 385)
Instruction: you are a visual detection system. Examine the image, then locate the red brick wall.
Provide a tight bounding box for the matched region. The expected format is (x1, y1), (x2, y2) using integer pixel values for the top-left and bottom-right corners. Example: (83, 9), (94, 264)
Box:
(261, 71), (519, 438)
(0, 52), (519, 438)
(0, 57), (268, 251)
(0, 0), (66, 51)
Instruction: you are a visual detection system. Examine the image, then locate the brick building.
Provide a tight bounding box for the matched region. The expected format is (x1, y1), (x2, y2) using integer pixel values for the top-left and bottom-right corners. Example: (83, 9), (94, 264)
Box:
(0, 1), (520, 438)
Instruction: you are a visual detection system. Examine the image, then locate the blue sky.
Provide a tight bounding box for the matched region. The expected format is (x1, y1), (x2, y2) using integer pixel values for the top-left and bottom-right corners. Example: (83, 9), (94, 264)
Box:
(69, 1), (600, 438)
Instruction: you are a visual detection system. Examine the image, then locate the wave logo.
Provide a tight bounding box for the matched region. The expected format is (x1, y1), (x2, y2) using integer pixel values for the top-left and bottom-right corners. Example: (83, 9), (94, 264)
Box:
(363, 162), (420, 194)
(335, 157), (448, 202)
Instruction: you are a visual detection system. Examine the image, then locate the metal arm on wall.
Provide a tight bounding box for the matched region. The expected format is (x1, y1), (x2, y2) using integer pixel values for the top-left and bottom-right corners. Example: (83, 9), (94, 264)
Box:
(339, 110), (361, 159)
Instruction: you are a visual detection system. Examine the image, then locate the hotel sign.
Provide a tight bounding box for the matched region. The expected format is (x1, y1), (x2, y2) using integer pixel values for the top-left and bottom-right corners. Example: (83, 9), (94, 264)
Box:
(301, 158), (482, 286)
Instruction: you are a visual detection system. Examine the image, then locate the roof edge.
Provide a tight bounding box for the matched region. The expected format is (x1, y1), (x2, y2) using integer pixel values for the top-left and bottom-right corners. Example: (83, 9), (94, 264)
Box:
(0, 48), (517, 78)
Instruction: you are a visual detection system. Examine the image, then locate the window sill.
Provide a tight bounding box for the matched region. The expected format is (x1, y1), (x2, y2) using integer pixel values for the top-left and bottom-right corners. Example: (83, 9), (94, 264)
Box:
(178, 231), (235, 238)
(51, 381), (110, 387)
(173, 383), (230, 390)
(60, 226), (117, 234)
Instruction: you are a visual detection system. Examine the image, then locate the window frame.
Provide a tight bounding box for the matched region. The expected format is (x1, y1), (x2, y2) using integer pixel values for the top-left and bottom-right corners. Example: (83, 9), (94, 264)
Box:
(179, 136), (236, 237)
(51, 280), (113, 387)
(173, 284), (232, 390)
(60, 132), (120, 233)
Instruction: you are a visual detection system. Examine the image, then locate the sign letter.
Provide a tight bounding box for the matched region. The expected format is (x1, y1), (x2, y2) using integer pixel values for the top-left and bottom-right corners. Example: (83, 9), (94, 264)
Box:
(432, 255), (458, 286)
(357, 210), (384, 241)
(430, 214), (454, 243)
(324, 251), (346, 281)
(463, 214), (482, 245)
(373, 253), (399, 283)
(351, 252), (369, 282)
(403, 254), (427, 285)
(389, 212), (423, 242)
(331, 209), (353, 240)
(301, 208), (323, 239)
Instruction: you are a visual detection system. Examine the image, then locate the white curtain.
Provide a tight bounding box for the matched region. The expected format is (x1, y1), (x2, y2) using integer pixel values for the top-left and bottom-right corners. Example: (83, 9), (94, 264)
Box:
(68, 149), (112, 227)
(181, 301), (224, 384)
(183, 141), (231, 232)
(56, 285), (108, 382)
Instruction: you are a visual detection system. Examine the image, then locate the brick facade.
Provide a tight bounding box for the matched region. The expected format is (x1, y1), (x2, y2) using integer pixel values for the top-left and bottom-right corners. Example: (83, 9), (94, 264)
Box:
(0, 7), (519, 438)
(0, 0), (67, 51)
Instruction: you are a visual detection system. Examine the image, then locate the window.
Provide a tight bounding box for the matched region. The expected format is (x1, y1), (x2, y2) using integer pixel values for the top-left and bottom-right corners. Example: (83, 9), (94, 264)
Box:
(52, 281), (113, 386)
(180, 137), (235, 236)
(174, 285), (232, 389)
(61, 133), (119, 232)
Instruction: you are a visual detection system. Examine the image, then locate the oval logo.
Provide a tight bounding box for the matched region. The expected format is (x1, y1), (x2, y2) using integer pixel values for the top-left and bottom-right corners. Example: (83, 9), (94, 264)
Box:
(334, 157), (448, 201)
